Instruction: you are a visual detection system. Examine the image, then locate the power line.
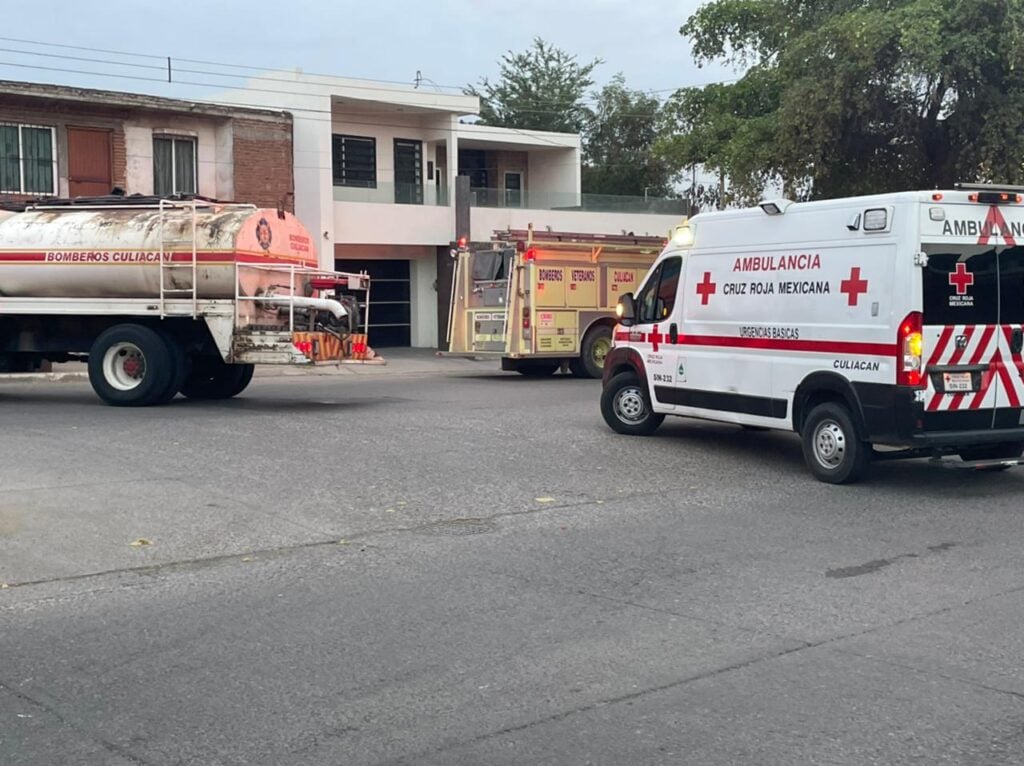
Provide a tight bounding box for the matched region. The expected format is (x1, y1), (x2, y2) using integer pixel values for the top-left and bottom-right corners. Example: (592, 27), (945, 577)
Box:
(0, 34), (739, 110)
(0, 57), (670, 130)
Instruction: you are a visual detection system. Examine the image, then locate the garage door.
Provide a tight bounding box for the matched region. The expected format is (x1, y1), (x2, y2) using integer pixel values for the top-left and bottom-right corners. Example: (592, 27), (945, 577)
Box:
(336, 258), (411, 347)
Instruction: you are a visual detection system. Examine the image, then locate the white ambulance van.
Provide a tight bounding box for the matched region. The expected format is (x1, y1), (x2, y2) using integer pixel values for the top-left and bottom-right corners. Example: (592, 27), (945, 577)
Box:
(601, 185), (1024, 483)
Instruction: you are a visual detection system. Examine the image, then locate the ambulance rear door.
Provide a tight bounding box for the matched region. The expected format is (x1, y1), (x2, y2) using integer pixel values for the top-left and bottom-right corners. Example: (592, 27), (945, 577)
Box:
(920, 201), (1024, 431)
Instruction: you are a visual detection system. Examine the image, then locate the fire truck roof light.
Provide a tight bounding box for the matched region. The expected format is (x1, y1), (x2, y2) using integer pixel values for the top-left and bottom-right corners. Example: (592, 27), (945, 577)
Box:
(524, 247), (538, 261)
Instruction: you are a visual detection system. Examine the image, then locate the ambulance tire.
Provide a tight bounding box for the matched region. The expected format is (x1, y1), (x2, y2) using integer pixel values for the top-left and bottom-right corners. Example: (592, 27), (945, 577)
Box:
(88, 324), (175, 407)
(958, 442), (1024, 468)
(180, 356), (255, 400)
(601, 372), (664, 436)
(572, 325), (614, 379)
(801, 402), (870, 484)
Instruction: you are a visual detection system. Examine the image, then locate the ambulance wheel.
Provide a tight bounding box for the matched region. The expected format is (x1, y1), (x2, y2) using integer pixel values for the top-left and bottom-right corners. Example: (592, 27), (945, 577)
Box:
(601, 372), (664, 436)
(88, 324), (174, 407)
(180, 357), (255, 400)
(515, 361), (560, 377)
(571, 325), (613, 379)
(802, 403), (870, 484)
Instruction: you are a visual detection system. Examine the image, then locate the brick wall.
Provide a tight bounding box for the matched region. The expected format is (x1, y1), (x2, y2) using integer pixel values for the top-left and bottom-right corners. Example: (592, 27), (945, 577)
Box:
(231, 117), (294, 211)
(0, 97), (128, 202)
(0, 90), (294, 211)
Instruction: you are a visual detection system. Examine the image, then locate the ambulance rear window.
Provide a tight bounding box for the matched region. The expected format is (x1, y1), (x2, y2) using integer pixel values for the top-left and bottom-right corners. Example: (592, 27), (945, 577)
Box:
(922, 244), (1024, 325)
(922, 245), (997, 326)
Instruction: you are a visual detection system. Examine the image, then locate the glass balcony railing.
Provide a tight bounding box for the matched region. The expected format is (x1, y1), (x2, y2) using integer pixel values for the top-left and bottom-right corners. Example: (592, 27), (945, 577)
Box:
(333, 181), (449, 206)
(468, 187), (687, 215)
(333, 182), (685, 215)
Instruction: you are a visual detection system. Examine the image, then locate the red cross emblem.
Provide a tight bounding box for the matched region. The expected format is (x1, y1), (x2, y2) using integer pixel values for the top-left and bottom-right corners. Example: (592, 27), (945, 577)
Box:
(696, 272), (717, 305)
(840, 267), (869, 306)
(647, 324), (663, 352)
(948, 262), (974, 295)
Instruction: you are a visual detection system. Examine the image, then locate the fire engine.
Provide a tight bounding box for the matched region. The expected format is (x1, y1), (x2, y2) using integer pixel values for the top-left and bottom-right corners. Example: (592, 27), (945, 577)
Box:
(0, 196), (376, 406)
(446, 227), (668, 377)
(602, 184), (1024, 483)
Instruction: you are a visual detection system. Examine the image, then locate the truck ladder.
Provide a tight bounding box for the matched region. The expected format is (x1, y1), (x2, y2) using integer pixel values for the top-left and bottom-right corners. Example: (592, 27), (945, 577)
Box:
(158, 199), (198, 318)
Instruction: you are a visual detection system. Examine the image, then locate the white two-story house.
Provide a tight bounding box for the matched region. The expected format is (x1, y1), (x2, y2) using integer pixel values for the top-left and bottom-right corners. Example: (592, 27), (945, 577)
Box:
(226, 73), (683, 348)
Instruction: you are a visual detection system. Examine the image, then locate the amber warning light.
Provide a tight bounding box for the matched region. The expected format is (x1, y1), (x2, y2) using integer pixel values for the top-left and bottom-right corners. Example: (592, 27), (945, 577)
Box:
(897, 311), (924, 388)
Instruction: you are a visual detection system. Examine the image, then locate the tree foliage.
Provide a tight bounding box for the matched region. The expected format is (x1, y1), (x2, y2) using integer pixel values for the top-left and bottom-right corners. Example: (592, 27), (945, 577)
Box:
(659, 0), (1024, 205)
(466, 38), (601, 134)
(582, 75), (674, 197)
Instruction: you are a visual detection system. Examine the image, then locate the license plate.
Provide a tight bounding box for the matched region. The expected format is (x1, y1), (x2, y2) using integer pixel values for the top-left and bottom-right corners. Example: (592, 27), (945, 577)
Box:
(943, 372), (973, 392)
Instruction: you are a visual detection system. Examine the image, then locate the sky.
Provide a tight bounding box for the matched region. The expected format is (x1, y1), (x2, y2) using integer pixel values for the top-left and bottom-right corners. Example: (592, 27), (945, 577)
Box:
(0, 1), (736, 106)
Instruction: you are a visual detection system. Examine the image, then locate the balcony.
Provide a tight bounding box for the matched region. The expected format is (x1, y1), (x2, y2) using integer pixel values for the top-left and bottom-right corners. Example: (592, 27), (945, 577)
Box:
(333, 181), (452, 246)
(467, 188), (684, 242)
(333, 182), (448, 206)
(468, 188), (687, 216)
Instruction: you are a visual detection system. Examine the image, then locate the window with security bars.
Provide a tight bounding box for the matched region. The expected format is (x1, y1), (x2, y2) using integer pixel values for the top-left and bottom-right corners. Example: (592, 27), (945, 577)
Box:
(332, 134), (376, 187)
(153, 136), (197, 196)
(0, 124), (56, 195)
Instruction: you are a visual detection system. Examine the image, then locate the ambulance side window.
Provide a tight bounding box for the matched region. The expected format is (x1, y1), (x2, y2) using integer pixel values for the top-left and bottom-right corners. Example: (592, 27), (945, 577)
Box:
(637, 256), (682, 323)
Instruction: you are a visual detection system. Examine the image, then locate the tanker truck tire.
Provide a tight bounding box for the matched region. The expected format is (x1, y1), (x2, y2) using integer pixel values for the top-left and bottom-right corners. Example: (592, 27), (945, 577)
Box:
(88, 324), (175, 407)
(180, 356), (255, 400)
(153, 331), (188, 404)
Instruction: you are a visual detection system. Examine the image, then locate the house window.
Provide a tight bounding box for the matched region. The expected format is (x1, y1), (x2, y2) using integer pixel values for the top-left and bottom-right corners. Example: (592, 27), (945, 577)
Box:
(504, 171), (523, 208)
(153, 136), (197, 196)
(0, 124), (56, 195)
(393, 139), (423, 205)
(332, 135), (376, 188)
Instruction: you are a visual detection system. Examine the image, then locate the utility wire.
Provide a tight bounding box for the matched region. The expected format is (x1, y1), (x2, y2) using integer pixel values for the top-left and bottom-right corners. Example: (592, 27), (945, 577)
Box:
(0, 34), (739, 109)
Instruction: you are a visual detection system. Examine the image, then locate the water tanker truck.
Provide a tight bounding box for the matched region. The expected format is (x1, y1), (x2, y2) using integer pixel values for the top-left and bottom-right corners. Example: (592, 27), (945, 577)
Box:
(0, 196), (375, 405)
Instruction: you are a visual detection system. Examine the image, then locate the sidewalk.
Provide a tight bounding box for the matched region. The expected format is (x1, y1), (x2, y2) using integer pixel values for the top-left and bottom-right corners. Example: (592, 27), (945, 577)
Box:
(0, 348), (500, 383)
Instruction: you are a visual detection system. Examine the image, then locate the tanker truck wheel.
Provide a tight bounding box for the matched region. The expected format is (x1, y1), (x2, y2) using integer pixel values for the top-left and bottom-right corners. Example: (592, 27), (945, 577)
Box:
(88, 324), (174, 407)
(180, 356), (255, 400)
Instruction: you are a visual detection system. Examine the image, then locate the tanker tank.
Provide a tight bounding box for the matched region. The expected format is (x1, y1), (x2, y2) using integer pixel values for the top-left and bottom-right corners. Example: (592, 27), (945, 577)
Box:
(0, 201), (319, 300)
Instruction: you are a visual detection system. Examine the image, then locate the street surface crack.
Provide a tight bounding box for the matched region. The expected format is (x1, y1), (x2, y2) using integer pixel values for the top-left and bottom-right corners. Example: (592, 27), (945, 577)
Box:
(830, 646), (1024, 703)
(389, 578), (1024, 763)
(0, 678), (152, 765)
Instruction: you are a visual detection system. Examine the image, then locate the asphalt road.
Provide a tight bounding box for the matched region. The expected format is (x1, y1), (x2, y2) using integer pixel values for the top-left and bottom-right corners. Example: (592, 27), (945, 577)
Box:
(3, 367), (1024, 765)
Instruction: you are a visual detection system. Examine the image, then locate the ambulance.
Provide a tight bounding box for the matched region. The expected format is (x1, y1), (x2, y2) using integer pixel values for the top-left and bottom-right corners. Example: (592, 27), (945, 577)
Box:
(601, 184), (1024, 483)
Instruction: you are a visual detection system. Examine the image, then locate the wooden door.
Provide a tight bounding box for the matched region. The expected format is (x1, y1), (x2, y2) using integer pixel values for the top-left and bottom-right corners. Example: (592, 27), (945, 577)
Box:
(67, 127), (112, 197)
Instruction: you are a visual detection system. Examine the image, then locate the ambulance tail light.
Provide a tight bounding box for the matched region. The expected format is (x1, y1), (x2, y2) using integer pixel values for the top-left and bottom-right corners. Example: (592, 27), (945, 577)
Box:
(897, 311), (924, 387)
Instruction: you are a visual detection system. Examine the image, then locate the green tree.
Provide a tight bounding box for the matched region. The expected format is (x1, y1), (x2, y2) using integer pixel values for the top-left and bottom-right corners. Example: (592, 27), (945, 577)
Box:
(582, 75), (675, 197)
(466, 38), (601, 133)
(659, 0), (1024, 205)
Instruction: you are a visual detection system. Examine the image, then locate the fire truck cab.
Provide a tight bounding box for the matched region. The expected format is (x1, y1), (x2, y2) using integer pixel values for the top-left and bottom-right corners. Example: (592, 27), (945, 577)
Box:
(446, 228), (668, 378)
(602, 185), (1024, 483)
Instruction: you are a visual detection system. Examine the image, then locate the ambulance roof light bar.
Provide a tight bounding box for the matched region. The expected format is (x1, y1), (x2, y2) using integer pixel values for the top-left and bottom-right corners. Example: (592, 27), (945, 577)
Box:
(759, 199), (795, 216)
(954, 183), (1024, 192)
(954, 183), (1024, 204)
